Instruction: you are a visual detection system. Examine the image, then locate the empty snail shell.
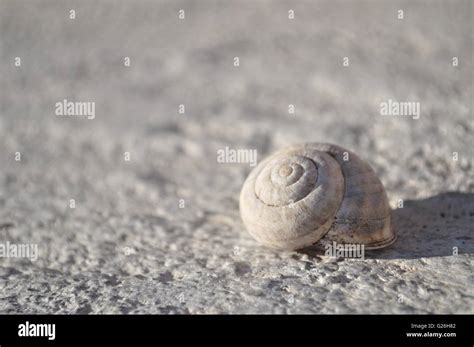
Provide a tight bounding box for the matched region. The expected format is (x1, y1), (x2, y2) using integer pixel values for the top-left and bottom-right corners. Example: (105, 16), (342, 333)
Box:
(239, 143), (396, 251)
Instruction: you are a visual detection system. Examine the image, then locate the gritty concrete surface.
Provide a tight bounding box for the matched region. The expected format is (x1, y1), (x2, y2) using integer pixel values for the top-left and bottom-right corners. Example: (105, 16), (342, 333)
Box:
(0, 0), (473, 314)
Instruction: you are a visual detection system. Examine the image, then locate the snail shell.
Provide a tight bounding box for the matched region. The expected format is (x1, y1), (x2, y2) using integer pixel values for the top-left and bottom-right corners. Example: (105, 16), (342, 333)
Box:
(239, 143), (396, 251)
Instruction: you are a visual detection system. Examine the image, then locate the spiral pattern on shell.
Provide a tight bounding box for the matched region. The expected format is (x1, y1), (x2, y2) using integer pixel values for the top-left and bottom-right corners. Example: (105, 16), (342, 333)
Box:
(239, 143), (396, 251)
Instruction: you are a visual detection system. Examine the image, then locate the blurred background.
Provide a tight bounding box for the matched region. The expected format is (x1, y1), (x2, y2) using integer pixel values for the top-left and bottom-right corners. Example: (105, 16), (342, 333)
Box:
(0, 0), (472, 313)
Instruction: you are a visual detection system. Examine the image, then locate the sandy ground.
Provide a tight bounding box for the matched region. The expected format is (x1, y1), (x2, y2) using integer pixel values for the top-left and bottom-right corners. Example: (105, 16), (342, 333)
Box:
(0, 0), (473, 313)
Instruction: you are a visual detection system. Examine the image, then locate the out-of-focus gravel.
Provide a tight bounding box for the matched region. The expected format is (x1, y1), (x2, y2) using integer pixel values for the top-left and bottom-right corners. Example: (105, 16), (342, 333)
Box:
(0, 0), (472, 313)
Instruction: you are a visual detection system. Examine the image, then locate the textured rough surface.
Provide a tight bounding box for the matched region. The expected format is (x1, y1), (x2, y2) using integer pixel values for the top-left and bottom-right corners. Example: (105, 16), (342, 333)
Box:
(0, 0), (473, 314)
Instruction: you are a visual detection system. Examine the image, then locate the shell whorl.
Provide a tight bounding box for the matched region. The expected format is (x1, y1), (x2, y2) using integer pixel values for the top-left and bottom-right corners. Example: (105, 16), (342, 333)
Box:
(239, 143), (396, 251)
